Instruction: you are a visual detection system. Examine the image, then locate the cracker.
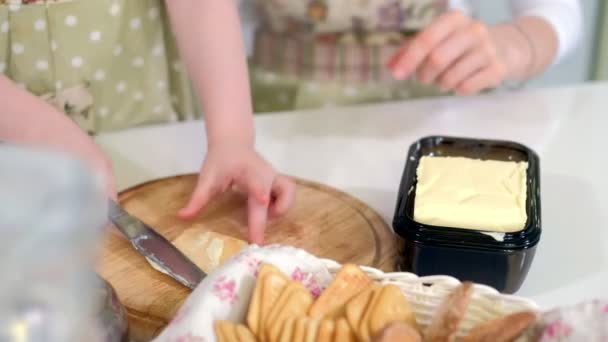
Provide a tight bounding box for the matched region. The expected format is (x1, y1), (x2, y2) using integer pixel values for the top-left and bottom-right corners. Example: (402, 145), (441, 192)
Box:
(345, 286), (377, 335)
(424, 282), (474, 342)
(304, 318), (320, 342)
(358, 286), (384, 341)
(368, 284), (418, 336)
(278, 317), (296, 342)
(246, 264), (287, 336)
(309, 264), (373, 319)
(215, 320), (239, 342)
(316, 320), (336, 342)
(265, 282), (313, 342)
(292, 317), (308, 342)
(335, 318), (357, 342)
(372, 322), (422, 342)
(235, 324), (257, 342)
(462, 311), (537, 342)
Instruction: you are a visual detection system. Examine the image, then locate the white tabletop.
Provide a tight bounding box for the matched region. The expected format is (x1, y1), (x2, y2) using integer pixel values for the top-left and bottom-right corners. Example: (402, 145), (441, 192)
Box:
(96, 82), (608, 311)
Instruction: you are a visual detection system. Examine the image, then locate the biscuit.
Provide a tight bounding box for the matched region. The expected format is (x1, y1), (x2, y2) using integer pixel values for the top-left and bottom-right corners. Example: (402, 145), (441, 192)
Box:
(247, 264), (288, 337)
(345, 285), (377, 335)
(372, 322), (422, 342)
(215, 320), (239, 342)
(304, 318), (320, 342)
(278, 316), (296, 342)
(335, 318), (357, 342)
(368, 284), (418, 336)
(309, 264), (373, 319)
(316, 320), (336, 342)
(292, 317), (308, 342)
(265, 282), (313, 342)
(235, 324), (257, 342)
(358, 286), (384, 341)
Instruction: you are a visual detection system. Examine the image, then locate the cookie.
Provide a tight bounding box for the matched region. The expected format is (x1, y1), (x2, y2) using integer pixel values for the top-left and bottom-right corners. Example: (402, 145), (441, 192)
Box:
(335, 318), (357, 342)
(345, 285), (377, 336)
(358, 286), (385, 341)
(368, 284), (418, 336)
(215, 320), (239, 342)
(316, 320), (336, 342)
(265, 281), (313, 342)
(309, 264), (373, 319)
(235, 324), (257, 342)
(372, 322), (422, 342)
(247, 263), (288, 337)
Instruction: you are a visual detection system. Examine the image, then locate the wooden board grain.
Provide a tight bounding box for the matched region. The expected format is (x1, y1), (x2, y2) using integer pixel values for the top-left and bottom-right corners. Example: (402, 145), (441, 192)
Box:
(98, 174), (399, 341)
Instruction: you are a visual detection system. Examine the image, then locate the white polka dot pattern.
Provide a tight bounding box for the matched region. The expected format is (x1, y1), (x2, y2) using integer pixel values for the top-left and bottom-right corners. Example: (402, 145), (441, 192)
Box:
(113, 45), (123, 57)
(109, 3), (121, 17)
(35, 60), (49, 71)
(116, 82), (127, 93)
(94, 70), (106, 81)
(34, 20), (46, 31)
(90, 31), (102, 42)
(130, 18), (141, 30)
(132, 57), (144, 67)
(12, 43), (24, 55)
(71, 56), (84, 68)
(148, 7), (159, 20)
(98, 107), (109, 117)
(65, 15), (78, 27)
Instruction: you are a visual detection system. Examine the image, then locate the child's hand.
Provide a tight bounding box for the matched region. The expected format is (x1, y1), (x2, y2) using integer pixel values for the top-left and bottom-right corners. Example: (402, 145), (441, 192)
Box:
(178, 144), (295, 245)
(388, 10), (510, 95)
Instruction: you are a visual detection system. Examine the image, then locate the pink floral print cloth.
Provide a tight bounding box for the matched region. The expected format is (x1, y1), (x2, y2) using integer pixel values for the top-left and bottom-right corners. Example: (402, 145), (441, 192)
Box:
(531, 300), (608, 341)
(152, 245), (333, 342)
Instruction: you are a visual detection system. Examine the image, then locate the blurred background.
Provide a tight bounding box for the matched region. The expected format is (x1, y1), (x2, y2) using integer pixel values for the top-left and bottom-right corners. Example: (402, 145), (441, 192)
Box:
(474, 0), (604, 87)
(238, 0), (606, 90)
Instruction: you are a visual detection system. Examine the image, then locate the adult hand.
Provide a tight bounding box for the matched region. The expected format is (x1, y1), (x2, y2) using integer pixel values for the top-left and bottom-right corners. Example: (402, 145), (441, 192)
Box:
(388, 10), (514, 95)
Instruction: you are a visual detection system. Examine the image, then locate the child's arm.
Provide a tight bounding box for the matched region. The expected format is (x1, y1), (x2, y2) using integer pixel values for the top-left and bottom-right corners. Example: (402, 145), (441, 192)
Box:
(165, 0), (294, 244)
(0, 75), (116, 197)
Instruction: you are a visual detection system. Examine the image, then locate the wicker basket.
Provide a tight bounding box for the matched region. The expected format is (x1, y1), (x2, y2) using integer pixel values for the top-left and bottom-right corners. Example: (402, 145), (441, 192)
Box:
(322, 259), (539, 337)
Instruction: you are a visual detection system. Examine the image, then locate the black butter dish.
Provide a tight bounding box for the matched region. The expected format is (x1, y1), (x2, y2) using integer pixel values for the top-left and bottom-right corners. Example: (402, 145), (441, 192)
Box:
(392, 136), (541, 293)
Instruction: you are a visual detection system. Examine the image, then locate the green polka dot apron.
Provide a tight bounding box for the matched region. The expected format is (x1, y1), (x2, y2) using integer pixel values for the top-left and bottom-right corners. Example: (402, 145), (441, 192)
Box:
(249, 0), (449, 113)
(0, 0), (199, 134)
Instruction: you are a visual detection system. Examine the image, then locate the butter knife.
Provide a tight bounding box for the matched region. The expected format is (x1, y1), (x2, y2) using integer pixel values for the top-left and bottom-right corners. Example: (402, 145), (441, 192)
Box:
(107, 199), (205, 289)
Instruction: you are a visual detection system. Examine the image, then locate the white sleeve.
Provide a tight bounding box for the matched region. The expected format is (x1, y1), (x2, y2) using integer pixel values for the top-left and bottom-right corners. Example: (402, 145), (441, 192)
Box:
(509, 0), (583, 64)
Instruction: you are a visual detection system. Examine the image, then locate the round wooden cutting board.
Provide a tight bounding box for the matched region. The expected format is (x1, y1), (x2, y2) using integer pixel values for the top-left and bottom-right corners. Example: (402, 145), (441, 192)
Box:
(98, 174), (399, 341)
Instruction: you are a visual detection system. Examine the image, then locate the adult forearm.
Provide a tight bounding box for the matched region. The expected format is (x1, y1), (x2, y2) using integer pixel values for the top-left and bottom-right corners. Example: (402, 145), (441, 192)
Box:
(490, 16), (559, 82)
(166, 0), (254, 147)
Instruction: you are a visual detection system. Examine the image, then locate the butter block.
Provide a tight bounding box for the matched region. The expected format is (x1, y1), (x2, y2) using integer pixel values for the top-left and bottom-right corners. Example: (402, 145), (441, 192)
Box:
(172, 228), (248, 273)
(414, 156), (528, 232)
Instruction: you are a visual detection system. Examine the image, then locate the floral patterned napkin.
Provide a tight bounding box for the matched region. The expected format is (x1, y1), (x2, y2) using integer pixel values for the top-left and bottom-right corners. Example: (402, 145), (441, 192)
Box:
(530, 299), (608, 341)
(152, 244), (333, 342)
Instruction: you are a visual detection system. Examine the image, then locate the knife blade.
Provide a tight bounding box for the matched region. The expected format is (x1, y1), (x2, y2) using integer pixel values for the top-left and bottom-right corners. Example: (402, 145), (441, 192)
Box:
(107, 199), (205, 289)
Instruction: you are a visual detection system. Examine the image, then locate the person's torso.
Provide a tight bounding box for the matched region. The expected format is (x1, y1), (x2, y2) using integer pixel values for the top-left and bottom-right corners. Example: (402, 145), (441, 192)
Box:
(0, 0), (199, 134)
(249, 0), (460, 84)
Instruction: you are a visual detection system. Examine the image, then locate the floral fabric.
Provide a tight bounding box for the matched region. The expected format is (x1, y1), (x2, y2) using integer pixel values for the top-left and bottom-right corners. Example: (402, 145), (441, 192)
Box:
(152, 245), (333, 342)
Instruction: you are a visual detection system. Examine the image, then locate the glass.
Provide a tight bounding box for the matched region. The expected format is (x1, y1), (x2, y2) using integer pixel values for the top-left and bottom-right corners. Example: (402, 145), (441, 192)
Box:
(0, 145), (107, 342)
